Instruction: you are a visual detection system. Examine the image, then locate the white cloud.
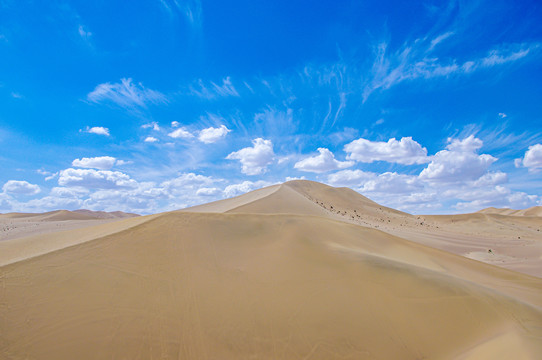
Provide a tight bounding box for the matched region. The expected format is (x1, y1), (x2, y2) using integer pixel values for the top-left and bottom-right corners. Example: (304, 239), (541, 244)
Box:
(445, 135), (483, 152)
(82, 126), (110, 136)
(58, 168), (138, 189)
(160, 173), (218, 195)
(471, 171), (508, 187)
(428, 31), (454, 51)
(515, 144), (542, 171)
(420, 136), (497, 183)
(362, 39), (537, 100)
(142, 121), (160, 131)
(294, 148), (354, 173)
(196, 187), (221, 196)
(22, 196), (83, 212)
(144, 136), (159, 143)
(198, 125), (231, 143)
(50, 186), (89, 198)
(87, 78), (167, 110)
(498, 112), (507, 118)
(226, 138), (275, 175)
(190, 77), (239, 99)
(223, 180), (275, 198)
(160, 0), (202, 28)
(78, 25), (92, 41)
(480, 47), (531, 67)
(171, 121), (180, 127)
(36, 169), (52, 176)
(72, 156), (118, 170)
(327, 169), (377, 187)
(82, 183), (166, 213)
(361, 172), (422, 194)
(345, 137), (428, 165)
(453, 186), (539, 212)
(45, 172), (59, 181)
(168, 127), (194, 139)
(2, 180), (41, 195)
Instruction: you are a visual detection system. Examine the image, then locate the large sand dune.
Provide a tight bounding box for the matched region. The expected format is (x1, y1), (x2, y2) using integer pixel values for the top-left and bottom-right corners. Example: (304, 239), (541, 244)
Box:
(1, 180), (542, 359)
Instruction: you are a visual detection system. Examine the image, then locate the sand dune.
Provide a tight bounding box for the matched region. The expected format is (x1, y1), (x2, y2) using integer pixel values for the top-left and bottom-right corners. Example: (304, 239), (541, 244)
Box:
(1, 180), (542, 359)
(189, 181), (542, 277)
(1, 210), (98, 221)
(0, 209), (140, 243)
(73, 209), (140, 219)
(478, 206), (542, 217)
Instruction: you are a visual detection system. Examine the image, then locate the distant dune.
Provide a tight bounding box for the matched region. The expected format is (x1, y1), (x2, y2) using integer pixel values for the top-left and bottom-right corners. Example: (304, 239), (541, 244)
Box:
(1, 180), (542, 359)
(0, 209), (140, 243)
(0, 209), (139, 221)
(477, 206), (542, 217)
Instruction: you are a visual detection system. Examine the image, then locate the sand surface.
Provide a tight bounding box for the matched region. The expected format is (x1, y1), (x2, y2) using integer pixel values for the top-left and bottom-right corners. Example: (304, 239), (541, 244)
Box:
(1, 181), (542, 359)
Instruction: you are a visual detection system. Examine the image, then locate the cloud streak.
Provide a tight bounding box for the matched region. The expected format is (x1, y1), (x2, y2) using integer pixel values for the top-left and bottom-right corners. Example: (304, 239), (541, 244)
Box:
(87, 78), (167, 111)
(363, 37), (538, 100)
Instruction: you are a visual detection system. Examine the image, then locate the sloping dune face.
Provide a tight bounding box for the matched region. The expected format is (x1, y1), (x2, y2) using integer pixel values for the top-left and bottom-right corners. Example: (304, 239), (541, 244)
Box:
(2, 181), (542, 359)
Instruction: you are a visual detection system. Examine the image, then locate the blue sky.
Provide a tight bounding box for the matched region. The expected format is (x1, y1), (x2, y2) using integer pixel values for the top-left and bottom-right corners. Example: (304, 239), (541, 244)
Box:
(1, 0), (541, 214)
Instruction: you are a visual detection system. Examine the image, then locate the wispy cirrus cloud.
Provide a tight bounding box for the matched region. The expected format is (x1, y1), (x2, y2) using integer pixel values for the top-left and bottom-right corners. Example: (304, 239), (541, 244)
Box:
(78, 24), (92, 46)
(363, 37), (538, 101)
(87, 78), (167, 111)
(159, 0), (202, 28)
(189, 77), (240, 99)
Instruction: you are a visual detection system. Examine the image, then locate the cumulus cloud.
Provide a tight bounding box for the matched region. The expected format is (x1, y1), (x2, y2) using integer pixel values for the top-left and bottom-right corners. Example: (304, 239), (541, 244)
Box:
(226, 138), (275, 175)
(198, 125), (231, 143)
(2, 180), (41, 195)
(81, 126), (110, 136)
(515, 144), (542, 171)
(160, 173), (219, 195)
(294, 148), (354, 173)
(361, 172), (422, 194)
(72, 156), (119, 170)
(142, 121), (160, 131)
(58, 168), (138, 189)
(196, 187), (221, 196)
(87, 78), (167, 110)
(144, 136), (158, 142)
(453, 186), (539, 212)
(327, 169), (377, 187)
(420, 136), (497, 183)
(223, 180), (275, 198)
(168, 127), (194, 139)
(345, 137), (428, 165)
(471, 171), (508, 187)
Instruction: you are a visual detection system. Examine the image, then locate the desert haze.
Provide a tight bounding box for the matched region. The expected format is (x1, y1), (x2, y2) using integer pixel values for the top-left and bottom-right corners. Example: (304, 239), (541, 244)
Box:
(1, 180), (542, 359)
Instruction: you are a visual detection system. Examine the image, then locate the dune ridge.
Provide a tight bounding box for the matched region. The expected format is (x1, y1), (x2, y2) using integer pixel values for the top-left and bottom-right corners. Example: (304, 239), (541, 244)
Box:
(1, 180), (542, 359)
